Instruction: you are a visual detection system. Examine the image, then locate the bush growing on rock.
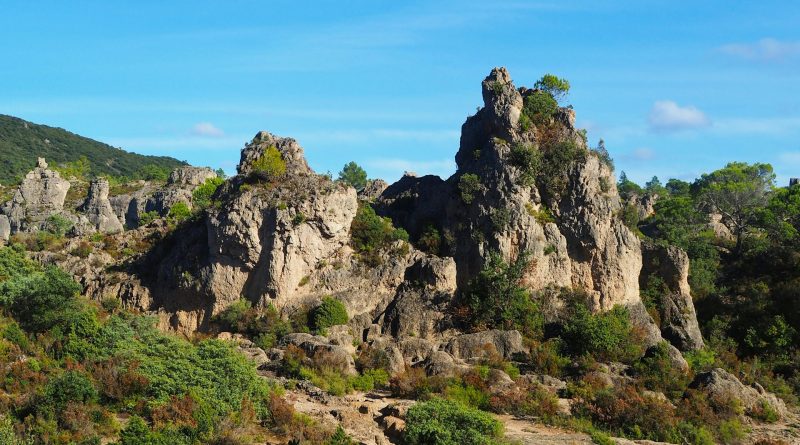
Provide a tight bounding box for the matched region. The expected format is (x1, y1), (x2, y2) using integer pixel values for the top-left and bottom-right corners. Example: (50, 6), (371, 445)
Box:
(458, 173), (482, 204)
(349, 203), (409, 266)
(509, 143), (541, 186)
(250, 145), (286, 182)
(534, 74), (571, 102)
(311, 297), (349, 334)
(191, 176), (224, 210)
(167, 201), (192, 223)
(337, 161), (368, 190)
(464, 252), (543, 339)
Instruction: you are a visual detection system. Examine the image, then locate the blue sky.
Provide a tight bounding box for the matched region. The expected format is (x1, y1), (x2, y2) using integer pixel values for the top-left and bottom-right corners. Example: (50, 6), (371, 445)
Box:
(2, 1), (799, 185)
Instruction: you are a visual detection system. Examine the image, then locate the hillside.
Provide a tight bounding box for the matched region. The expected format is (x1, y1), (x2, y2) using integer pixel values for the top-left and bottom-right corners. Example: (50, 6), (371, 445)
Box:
(0, 114), (186, 185)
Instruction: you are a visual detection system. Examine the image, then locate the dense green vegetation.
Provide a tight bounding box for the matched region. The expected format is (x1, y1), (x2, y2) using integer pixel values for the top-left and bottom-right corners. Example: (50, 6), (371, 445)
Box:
(310, 297), (349, 334)
(337, 161), (368, 190)
(349, 203), (409, 265)
(633, 162), (800, 405)
(403, 398), (504, 445)
(250, 145), (286, 182)
(0, 114), (186, 185)
(0, 245), (351, 444)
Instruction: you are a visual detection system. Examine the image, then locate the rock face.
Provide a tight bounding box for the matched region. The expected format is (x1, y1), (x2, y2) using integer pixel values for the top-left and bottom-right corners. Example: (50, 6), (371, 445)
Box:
(79, 178), (124, 234)
(690, 368), (788, 420)
(1, 157), (71, 232)
(377, 67), (649, 320)
(146, 166), (217, 215)
(0, 215), (9, 244)
(640, 240), (704, 351)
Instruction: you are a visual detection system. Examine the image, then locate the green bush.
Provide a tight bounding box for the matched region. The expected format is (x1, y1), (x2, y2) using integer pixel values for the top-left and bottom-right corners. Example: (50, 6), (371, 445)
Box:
(632, 342), (690, 399)
(326, 426), (355, 445)
(522, 91), (558, 125)
(337, 162), (368, 190)
(417, 224), (442, 254)
(560, 295), (644, 363)
(138, 210), (159, 226)
(404, 398), (504, 445)
(509, 143), (541, 186)
(0, 244), (39, 282)
(44, 370), (98, 411)
(167, 202), (192, 222)
(458, 173), (482, 204)
(192, 176), (224, 210)
(538, 141), (586, 201)
(465, 252), (543, 338)
(3, 267), (82, 333)
(349, 203), (409, 266)
(44, 214), (74, 238)
(311, 297), (348, 334)
(250, 146), (286, 181)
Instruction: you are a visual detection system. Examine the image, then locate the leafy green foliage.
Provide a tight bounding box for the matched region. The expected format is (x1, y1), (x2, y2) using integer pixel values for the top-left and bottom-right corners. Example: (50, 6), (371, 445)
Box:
(311, 297), (349, 334)
(509, 143), (541, 186)
(0, 114), (185, 185)
(617, 171), (644, 199)
(2, 267), (82, 332)
(44, 370), (99, 411)
(138, 210), (159, 226)
(191, 176), (224, 210)
(522, 91), (558, 126)
(167, 202), (192, 222)
(534, 74), (571, 102)
(250, 146), (286, 181)
(559, 295), (644, 363)
(417, 224), (442, 254)
(349, 203), (409, 265)
(404, 398), (504, 445)
(538, 141), (586, 201)
(464, 252), (543, 338)
(0, 244), (39, 282)
(326, 426), (355, 445)
(458, 173), (482, 204)
(44, 214), (74, 238)
(337, 162), (368, 190)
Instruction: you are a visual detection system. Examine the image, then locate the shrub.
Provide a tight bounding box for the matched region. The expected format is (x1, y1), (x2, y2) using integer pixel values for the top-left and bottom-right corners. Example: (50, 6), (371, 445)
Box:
(337, 162), (368, 190)
(417, 224), (442, 254)
(560, 295), (644, 363)
(509, 143), (541, 186)
(349, 203), (408, 266)
(311, 297), (348, 334)
(404, 398), (504, 445)
(632, 342), (690, 399)
(168, 202), (192, 222)
(44, 370), (98, 411)
(214, 299), (252, 331)
(71, 240), (93, 258)
(326, 426), (355, 445)
(44, 214), (74, 238)
(4, 267), (82, 333)
(464, 252), (543, 338)
(718, 418), (747, 444)
(138, 210), (159, 226)
(620, 203), (640, 231)
(522, 91), (558, 125)
(538, 141), (586, 201)
(0, 244), (39, 283)
(458, 173), (482, 204)
(250, 146), (286, 181)
(192, 176), (224, 210)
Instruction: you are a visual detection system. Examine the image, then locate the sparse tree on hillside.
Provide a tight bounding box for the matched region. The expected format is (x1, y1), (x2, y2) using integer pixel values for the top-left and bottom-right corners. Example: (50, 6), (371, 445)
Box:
(695, 162), (775, 253)
(534, 74), (571, 102)
(338, 161), (368, 190)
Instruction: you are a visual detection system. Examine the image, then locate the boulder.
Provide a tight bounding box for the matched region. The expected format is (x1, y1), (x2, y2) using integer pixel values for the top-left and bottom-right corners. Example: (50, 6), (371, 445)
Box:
(79, 178), (124, 233)
(446, 329), (527, 361)
(146, 166), (217, 215)
(280, 333), (357, 376)
(422, 350), (457, 377)
(690, 368), (787, 420)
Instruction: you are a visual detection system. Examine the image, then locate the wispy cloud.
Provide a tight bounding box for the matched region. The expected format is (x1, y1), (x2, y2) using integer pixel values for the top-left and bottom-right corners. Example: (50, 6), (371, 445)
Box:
(191, 122), (224, 137)
(719, 38), (800, 63)
(622, 147), (656, 161)
(648, 100), (710, 132)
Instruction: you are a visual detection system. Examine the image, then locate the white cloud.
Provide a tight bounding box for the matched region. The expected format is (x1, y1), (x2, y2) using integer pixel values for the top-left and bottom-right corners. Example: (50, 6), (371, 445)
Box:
(719, 38), (800, 63)
(648, 100), (710, 132)
(191, 122), (225, 137)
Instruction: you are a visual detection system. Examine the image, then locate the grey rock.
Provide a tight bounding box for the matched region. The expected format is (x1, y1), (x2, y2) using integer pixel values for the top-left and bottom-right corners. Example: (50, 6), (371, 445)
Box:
(238, 131), (312, 178)
(146, 166), (217, 215)
(690, 368), (787, 420)
(79, 178), (124, 233)
(280, 332), (357, 376)
(422, 350), (457, 377)
(446, 329), (527, 361)
(2, 157), (71, 233)
(0, 215), (9, 244)
(359, 179), (389, 201)
(641, 240), (704, 351)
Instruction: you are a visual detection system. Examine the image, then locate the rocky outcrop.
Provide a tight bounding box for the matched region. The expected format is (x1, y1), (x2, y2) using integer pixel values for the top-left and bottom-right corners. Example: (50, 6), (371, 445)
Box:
(1, 158), (71, 232)
(445, 329), (527, 361)
(79, 178), (124, 234)
(146, 166), (217, 215)
(0, 215), (9, 244)
(377, 67), (649, 315)
(690, 368), (788, 420)
(640, 240), (704, 351)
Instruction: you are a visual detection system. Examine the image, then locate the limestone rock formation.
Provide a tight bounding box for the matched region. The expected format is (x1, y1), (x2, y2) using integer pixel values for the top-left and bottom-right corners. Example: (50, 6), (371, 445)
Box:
(640, 240), (704, 351)
(690, 368), (788, 420)
(79, 178), (124, 233)
(146, 166), (217, 215)
(0, 215), (9, 244)
(1, 157), (71, 232)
